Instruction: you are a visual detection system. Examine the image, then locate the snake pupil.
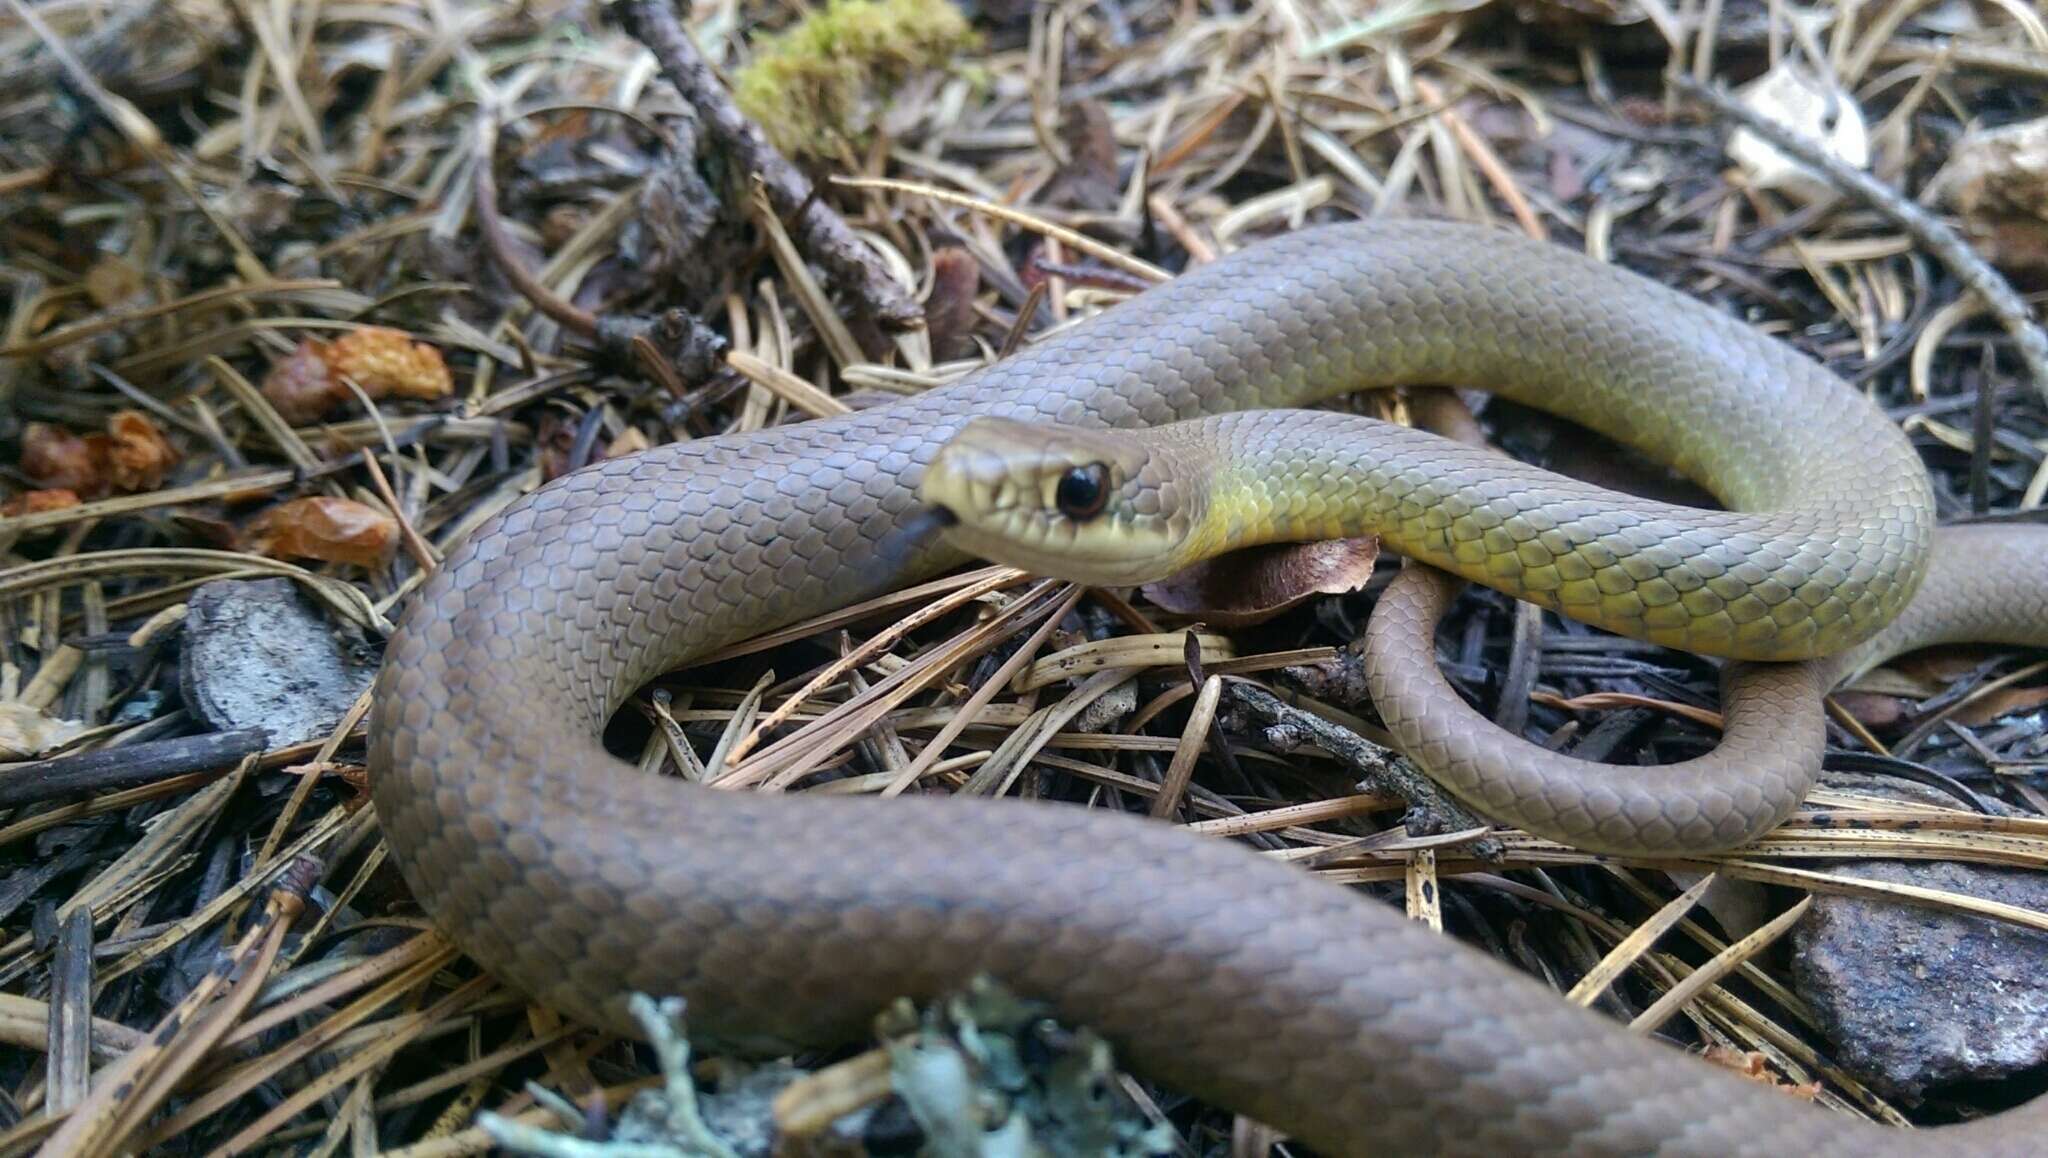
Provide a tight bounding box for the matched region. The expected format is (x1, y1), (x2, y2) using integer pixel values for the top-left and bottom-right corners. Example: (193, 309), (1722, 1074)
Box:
(1055, 463), (1110, 520)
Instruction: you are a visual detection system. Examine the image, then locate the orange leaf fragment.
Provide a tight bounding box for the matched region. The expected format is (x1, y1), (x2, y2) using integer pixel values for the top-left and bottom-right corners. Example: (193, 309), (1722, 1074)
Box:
(262, 329), (454, 425)
(321, 326), (452, 402)
(242, 497), (399, 569)
(1699, 1047), (1822, 1100)
(105, 410), (179, 492)
(1, 489), (80, 516)
(21, 411), (178, 498)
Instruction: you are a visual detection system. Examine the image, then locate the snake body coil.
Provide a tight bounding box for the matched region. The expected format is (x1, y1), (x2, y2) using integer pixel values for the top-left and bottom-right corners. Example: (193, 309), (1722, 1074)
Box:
(370, 221), (2048, 1154)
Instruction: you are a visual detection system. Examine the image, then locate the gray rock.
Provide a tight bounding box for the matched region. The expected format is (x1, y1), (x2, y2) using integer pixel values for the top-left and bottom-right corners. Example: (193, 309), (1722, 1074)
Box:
(1791, 858), (2048, 1101)
(180, 578), (378, 748)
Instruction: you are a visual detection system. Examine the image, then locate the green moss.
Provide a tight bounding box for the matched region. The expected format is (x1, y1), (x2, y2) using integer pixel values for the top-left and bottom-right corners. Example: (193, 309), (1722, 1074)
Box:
(733, 0), (979, 157)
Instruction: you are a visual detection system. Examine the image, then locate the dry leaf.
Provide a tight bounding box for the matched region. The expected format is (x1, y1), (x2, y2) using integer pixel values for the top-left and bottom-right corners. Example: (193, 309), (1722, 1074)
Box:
(105, 410), (179, 492)
(262, 330), (454, 424)
(1954, 683), (2048, 728)
(22, 413), (178, 498)
(1045, 99), (1121, 211)
(1930, 117), (2048, 276)
(1896, 647), (2006, 684)
(242, 497), (400, 569)
(2, 488), (81, 517)
(1142, 537), (1380, 628)
(542, 204), (591, 248)
(1934, 116), (2048, 223)
(925, 247), (981, 360)
(262, 340), (348, 424)
(21, 423), (110, 497)
(0, 702), (89, 762)
(1728, 63), (1868, 201)
(607, 427), (652, 458)
(1831, 690), (1909, 730)
(535, 412), (578, 482)
(321, 326), (453, 402)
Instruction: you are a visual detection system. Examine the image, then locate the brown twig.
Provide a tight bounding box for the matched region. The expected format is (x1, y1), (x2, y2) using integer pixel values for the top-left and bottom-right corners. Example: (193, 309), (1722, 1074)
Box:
(0, 727), (269, 808)
(1221, 680), (1501, 857)
(472, 116), (599, 338)
(617, 0), (922, 332)
(472, 112), (727, 384)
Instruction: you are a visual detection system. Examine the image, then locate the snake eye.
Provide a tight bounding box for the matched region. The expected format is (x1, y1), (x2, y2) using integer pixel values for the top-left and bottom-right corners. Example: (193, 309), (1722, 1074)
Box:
(1054, 463), (1110, 520)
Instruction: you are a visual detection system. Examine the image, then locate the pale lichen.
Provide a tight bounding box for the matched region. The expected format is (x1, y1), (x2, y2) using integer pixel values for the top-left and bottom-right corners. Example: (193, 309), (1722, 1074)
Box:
(482, 980), (1176, 1157)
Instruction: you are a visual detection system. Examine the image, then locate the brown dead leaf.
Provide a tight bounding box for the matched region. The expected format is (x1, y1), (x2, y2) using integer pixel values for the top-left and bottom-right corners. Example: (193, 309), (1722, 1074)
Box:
(1830, 690), (1909, 730)
(23, 413), (176, 499)
(1141, 537), (1380, 628)
(542, 204), (591, 249)
(926, 247), (981, 360)
(262, 340), (348, 424)
(262, 329), (454, 424)
(21, 423), (111, 497)
(1045, 99), (1121, 211)
(1935, 116), (2048, 223)
(1930, 117), (2048, 277)
(535, 413), (578, 482)
(169, 512), (241, 548)
(241, 497), (399, 569)
(23, 422), (120, 498)
(105, 410), (179, 492)
(1894, 646), (2010, 685)
(1967, 216), (2048, 279)
(2, 488), (81, 517)
(607, 427), (652, 458)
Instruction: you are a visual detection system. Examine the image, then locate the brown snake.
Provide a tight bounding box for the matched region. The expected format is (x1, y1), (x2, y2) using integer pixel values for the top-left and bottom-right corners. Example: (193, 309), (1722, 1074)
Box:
(369, 221), (2048, 1154)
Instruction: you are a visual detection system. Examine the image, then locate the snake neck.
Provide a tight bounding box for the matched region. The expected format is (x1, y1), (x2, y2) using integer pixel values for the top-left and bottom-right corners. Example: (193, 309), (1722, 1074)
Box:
(1155, 409), (1922, 662)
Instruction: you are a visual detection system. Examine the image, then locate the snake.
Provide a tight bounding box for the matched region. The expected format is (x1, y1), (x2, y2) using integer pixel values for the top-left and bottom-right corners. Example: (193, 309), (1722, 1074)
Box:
(368, 220), (2048, 1154)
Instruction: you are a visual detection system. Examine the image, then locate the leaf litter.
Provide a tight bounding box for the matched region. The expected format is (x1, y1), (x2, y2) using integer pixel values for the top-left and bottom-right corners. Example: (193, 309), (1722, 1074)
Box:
(0, 0), (2046, 1153)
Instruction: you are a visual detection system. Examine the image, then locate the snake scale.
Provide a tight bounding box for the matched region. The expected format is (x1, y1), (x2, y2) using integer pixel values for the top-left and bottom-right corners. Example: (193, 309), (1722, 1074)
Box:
(369, 221), (2048, 1154)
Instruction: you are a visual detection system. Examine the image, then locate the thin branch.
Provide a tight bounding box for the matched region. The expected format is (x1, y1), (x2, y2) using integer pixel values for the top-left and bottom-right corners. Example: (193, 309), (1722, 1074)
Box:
(618, 0), (923, 331)
(472, 111), (727, 384)
(1222, 680), (1502, 857)
(1673, 75), (2048, 404)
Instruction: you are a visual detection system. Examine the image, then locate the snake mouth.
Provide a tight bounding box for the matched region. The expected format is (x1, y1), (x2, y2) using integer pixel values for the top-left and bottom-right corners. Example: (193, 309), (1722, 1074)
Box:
(922, 505), (960, 529)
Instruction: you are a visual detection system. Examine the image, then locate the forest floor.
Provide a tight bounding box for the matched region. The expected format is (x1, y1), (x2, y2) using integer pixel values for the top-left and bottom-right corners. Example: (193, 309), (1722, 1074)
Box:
(3, 0), (2048, 1154)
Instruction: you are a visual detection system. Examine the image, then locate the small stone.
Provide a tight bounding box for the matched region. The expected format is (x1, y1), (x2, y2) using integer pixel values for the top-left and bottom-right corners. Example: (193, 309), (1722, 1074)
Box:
(1791, 858), (2048, 1101)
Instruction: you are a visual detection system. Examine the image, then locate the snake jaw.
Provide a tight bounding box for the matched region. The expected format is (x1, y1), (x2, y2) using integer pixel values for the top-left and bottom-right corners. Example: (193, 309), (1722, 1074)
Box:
(920, 417), (1191, 586)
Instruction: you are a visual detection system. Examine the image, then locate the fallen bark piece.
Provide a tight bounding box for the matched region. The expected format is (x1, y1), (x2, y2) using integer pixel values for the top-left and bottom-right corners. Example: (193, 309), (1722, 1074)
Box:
(180, 578), (378, 748)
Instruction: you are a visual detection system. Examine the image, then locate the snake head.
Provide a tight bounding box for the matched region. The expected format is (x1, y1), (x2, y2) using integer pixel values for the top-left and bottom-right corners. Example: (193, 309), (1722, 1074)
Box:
(919, 417), (1204, 586)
